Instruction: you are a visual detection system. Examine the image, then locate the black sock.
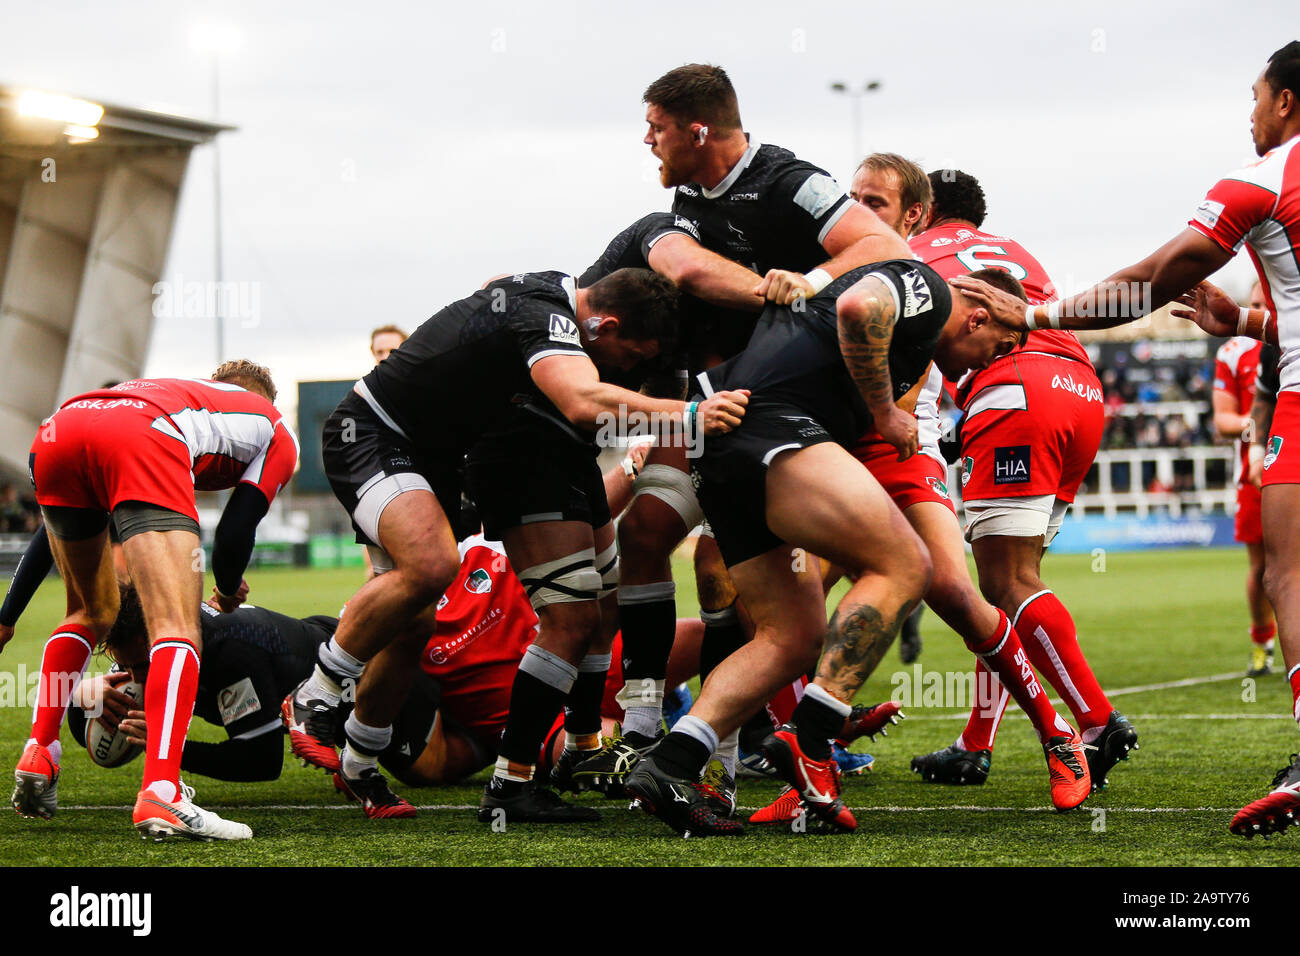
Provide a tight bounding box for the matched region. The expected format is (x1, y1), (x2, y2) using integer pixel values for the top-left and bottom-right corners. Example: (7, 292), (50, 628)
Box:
(498, 669), (568, 766)
(740, 706), (776, 753)
(699, 602), (746, 683)
(792, 695), (843, 760)
(652, 730), (712, 780)
(619, 586), (677, 684)
(564, 654), (610, 742)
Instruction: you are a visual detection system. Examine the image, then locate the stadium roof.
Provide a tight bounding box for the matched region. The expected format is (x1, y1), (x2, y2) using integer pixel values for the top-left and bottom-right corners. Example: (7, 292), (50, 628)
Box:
(0, 86), (230, 157)
(0, 87), (232, 485)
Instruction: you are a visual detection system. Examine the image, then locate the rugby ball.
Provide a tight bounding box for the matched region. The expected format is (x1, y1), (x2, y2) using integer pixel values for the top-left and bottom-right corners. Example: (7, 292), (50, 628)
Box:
(85, 680), (145, 768)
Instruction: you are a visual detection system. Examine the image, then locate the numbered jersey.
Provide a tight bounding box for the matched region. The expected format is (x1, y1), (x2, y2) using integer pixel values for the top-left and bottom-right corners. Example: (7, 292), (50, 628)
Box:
(910, 222), (1091, 397)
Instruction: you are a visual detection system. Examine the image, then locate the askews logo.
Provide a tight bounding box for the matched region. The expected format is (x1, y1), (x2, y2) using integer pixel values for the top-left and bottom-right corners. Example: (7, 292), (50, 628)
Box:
(900, 269), (933, 317)
(1265, 435), (1283, 470)
(548, 313), (580, 346)
(50, 886), (151, 936)
(464, 568), (493, 594)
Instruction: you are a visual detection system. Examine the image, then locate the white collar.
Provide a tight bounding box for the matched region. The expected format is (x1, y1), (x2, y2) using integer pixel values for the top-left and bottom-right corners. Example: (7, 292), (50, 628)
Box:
(561, 274), (578, 312)
(702, 139), (762, 199)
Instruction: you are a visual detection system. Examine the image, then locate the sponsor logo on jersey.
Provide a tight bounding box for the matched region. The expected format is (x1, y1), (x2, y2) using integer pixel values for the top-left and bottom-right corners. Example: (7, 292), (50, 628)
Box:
(64, 398), (147, 411)
(900, 269), (933, 318)
(464, 568), (493, 594)
(217, 677), (261, 726)
(994, 446), (1031, 485)
(730, 192), (759, 201)
(425, 607), (504, 666)
(793, 173), (842, 219)
(929, 236), (955, 247)
(956, 229), (976, 241)
(726, 220), (747, 242)
(1050, 373), (1103, 403)
(926, 476), (950, 500)
(548, 313), (581, 346)
(961, 456), (974, 487)
(436, 594), (449, 611)
(1193, 198), (1225, 230)
(1265, 435), (1283, 470)
(677, 184), (699, 197)
(673, 215), (701, 240)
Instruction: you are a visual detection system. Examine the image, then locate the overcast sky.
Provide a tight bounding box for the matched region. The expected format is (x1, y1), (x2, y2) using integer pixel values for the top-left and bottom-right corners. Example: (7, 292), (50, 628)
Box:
(0, 0), (1287, 415)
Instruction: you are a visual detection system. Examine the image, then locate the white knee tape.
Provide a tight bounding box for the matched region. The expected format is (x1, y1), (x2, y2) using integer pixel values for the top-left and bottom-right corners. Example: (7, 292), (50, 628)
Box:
(632, 464), (704, 530)
(518, 548), (601, 610)
(594, 541), (619, 597)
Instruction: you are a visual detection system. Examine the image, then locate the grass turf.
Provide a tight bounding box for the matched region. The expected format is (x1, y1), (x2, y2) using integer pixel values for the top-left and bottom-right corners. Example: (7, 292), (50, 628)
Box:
(2, 546), (1298, 866)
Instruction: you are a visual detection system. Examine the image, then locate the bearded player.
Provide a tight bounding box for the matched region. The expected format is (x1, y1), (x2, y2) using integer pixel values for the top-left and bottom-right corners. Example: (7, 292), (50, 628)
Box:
(581, 64), (908, 792)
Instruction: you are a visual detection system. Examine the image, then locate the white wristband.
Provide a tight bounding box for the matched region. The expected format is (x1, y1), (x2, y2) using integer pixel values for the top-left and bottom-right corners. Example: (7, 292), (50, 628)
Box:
(1238, 306), (1251, 337)
(1024, 304), (1039, 331)
(805, 268), (832, 294)
(1045, 299), (1063, 330)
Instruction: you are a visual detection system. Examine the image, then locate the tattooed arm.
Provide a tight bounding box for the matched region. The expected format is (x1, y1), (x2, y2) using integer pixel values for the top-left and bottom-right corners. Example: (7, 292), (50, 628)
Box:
(837, 276), (918, 460)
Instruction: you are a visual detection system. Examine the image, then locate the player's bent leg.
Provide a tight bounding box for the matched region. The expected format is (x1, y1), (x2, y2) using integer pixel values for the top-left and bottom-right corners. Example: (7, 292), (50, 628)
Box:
(14, 514), (117, 821)
(761, 444), (930, 832)
(972, 522), (1135, 790)
(288, 488), (459, 772)
(906, 502), (1088, 808)
(627, 546), (822, 837)
(615, 458), (697, 741)
(480, 521), (603, 824)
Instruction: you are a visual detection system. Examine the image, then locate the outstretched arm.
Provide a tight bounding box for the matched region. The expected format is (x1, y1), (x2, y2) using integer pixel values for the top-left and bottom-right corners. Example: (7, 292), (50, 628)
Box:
(951, 228), (1233, 333)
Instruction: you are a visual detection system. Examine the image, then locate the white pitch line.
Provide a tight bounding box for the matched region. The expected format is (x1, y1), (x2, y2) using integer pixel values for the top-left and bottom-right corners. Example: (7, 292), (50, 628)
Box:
(60, 803), (1241, 813)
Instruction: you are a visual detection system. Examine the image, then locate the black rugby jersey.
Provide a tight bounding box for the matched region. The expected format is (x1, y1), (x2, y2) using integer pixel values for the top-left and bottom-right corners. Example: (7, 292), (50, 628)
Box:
(671, 141), (854, 365)
(578, 212), (701, 285)
(699, 260), (952, 444)
(357, 272), (590, 451)
(193, 604), (336, 740)
(672, 141), (853, 277)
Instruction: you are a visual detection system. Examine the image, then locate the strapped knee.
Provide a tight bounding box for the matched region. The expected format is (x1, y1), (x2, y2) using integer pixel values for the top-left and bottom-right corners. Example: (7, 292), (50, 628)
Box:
(518, 548), (602, 610)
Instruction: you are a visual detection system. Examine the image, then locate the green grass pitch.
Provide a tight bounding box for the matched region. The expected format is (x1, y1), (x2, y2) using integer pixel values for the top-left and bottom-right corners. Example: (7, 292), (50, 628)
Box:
(1, 546), (1297, 866)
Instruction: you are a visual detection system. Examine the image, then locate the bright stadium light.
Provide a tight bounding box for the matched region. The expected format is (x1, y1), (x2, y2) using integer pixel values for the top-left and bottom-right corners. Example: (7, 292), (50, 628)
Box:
(17, 91), (104, 127)
(63, 124), (99, 143)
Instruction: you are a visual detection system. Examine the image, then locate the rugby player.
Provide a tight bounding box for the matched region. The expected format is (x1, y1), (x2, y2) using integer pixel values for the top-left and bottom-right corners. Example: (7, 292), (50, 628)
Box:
(12, 362), (299, 841)
(751, 156), (1091, 825)
(369, 324), (407, 364)
(626, 256), (1035, 836)
(952, 41), (1300, 837)
(846, 153), (935, 664)
(282, 267), (748, 824)
(908, 170), (1136, 792)
(585, 64), (911, 790)
(1213, 281), (1275, 675)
